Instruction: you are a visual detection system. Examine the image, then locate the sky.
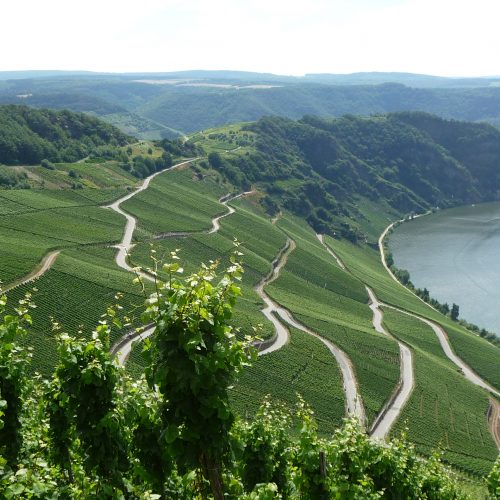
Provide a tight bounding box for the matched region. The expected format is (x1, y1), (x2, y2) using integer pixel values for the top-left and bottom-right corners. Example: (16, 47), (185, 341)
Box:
(2, 0), (500, 77)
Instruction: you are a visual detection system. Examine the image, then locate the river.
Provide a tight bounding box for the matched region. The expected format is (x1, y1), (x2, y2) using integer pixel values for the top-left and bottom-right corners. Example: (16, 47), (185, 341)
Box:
(388, 201), (500, 335)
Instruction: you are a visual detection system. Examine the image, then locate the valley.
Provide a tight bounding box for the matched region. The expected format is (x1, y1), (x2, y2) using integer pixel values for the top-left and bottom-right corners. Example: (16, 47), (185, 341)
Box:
(0, 106), (499, 495)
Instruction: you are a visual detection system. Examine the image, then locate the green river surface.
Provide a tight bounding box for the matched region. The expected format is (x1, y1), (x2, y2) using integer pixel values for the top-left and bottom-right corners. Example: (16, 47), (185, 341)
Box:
(389, 201), (500, 335)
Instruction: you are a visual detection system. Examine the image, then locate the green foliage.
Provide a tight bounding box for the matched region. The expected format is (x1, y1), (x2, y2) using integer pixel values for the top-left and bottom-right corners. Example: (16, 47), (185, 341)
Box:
(487, 455), (500, 498)
(0, 257), (489, 497)
(140, 245), (257, 497)
(0, 290), (33, 465)
(0, 105), (130, 166)
(0, 166), (29, 189)
(237, 397), (293, 495)
(49, 316), (129, 490)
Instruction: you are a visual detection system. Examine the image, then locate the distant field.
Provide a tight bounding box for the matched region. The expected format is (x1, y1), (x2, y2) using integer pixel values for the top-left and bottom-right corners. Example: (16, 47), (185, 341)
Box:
(189, 124), (256, 155)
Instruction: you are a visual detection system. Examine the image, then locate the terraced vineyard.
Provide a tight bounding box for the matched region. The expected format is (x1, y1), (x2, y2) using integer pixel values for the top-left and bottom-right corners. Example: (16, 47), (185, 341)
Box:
(121, 168), (225, 236)
(327, 235), (500, 390)
(5, 246), (148, 375)
(230, 326), (346, 436)
(1, 131), (498, 485)
(382, 308), (497, 475)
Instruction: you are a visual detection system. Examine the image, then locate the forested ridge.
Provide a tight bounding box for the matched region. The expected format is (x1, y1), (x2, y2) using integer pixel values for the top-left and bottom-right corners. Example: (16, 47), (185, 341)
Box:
(5, 74), (500, 136)
(0, 105), (130, 166)
(208, 112), (500, 241)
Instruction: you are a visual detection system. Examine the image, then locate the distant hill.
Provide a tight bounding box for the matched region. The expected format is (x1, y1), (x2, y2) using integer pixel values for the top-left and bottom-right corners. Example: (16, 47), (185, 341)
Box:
(3, 72), (500, 136)
(138, 83), (500, 132)
(0, 105), (130, 165)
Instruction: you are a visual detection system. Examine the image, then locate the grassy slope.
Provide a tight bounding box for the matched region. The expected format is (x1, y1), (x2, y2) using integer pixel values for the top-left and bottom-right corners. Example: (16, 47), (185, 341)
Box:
(0, 158), (139, 284)
(130, 191), (401, 426)
(328, 235), (500, 390)
(121, 167), (225, 236)
(267, 216), (401, 424)
(6, 247), (149, 375)
(382, 308), (497, 475)
(230, 326), (346, 436)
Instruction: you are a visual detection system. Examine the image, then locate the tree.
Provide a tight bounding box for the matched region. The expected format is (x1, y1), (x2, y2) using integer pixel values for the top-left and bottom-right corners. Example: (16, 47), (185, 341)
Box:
(450, 303), (459, 321)
(141, 243), (256, 499)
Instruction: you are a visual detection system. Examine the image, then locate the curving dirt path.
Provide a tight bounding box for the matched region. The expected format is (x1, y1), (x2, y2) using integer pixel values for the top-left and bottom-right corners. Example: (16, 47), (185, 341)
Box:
(321, 228), (500, 440)
(316, 234), (345, 270)
(110, 325), (155, 365)
(108, 164), (252, 364)
(317, 235), (412, 437)
(105, 159), (198, 276)
(2, 250), (61, 294)
(254, 239), (295, 355)
(382, 303), (500, 398)
(208, 191), (255, 234)
(488, 399), (500, 449)
(107, 173), (362, 422)
(107, 159), (198, 361)
(366, 287), (414, 439)
(255, 238), (365, 420)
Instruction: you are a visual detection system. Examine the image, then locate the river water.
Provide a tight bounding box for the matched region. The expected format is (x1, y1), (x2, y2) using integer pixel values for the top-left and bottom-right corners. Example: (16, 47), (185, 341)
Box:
(388, 202), (500, 335)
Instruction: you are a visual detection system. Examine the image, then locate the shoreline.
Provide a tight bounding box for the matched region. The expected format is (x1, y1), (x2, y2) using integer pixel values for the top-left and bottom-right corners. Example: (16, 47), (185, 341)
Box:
(385, 203), (500, 338)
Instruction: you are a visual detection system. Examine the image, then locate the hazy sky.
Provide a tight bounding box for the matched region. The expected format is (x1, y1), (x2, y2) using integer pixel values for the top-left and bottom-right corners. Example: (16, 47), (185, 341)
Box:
(2, 0), (500, 76)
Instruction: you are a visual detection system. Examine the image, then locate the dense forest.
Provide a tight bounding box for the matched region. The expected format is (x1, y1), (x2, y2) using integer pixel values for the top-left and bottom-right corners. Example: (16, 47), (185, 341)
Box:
(0, 105), (130, 165)
(208, 113), (500, 241)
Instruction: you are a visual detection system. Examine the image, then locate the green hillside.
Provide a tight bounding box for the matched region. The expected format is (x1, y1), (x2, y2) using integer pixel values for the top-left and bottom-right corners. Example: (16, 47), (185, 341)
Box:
(0, 105), (130, 166)
(0, 110), (498, 490)
(197, 114), (500, 243)
(5, 73), (500, 137)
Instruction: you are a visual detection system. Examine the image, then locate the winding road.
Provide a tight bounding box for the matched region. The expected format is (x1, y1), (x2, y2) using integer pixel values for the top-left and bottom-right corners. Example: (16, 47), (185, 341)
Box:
(107, 169), (365, 421)
(382, 303), (500, 398)
(107, 159), (198, 362)
(253, 240), (294, 355)
(366, 287), (414, 439)
(319, 233), (500, 442)
(208, 191), (255, 234)
(316, 234), (345, 269)
(489, 399), (500, 448)
(107, 162), (255, 364)
(105, 159), (198, 277)
(2, 250), (61, 294)
(255, 237), (365, 420)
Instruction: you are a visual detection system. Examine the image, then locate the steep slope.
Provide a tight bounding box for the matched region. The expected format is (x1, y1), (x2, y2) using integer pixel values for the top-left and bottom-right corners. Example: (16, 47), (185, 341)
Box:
(201, 114), (500, 242)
